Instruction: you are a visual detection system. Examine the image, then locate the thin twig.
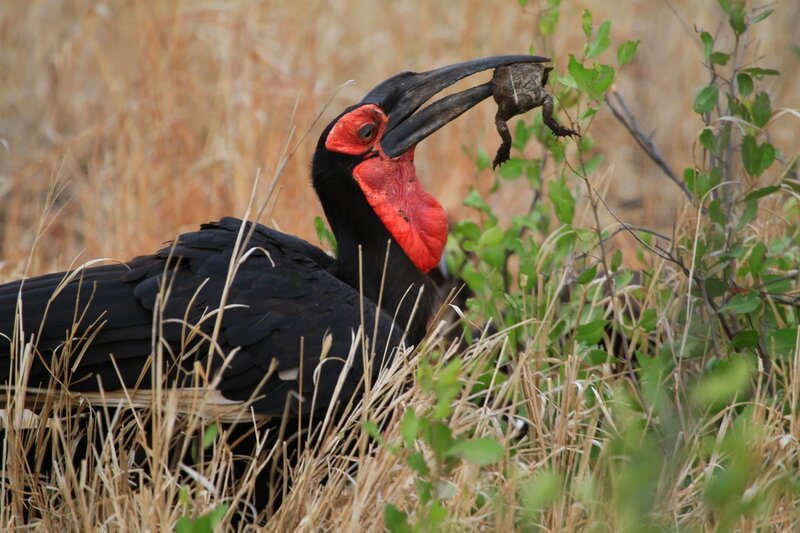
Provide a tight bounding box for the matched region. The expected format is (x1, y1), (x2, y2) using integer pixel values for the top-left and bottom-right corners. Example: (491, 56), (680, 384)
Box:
(605, 90), (692, 200)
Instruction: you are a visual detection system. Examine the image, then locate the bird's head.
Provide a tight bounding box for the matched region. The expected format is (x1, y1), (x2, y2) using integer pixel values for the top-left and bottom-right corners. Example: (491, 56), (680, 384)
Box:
(313, 55), (548, 273)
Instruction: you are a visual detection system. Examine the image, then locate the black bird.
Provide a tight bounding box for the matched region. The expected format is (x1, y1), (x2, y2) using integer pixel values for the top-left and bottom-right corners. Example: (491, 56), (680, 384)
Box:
(0, 55), (546, 420)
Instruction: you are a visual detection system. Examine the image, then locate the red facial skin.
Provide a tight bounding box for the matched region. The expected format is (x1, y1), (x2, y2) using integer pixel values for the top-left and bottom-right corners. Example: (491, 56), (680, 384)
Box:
(324, 105), (448, 273)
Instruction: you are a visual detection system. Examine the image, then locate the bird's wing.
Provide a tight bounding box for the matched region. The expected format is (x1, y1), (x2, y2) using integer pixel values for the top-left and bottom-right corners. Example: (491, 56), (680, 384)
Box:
(0, 218), (406, 417)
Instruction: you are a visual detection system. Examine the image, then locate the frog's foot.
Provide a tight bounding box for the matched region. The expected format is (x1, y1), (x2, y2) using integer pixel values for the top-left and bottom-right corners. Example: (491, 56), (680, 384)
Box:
(542, 94), (579, 138)
(544, 116), (579, 138)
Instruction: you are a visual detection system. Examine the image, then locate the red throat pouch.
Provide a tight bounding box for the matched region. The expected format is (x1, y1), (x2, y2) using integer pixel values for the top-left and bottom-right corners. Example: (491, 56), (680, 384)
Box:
(353, 149), (448, 272)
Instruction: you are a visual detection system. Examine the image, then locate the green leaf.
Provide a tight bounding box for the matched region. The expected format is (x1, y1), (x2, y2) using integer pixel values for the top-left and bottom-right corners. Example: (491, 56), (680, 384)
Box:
(539, 7), (559, 36)
(693, 85), (719, 114)
(639, 308), (658, 332)
(710, 52), (730, 66)
(426, 500), (447, 524)
(521, 470), (562, 511)
(548, 178), (575, 225)
(708, 199), (725, 226)
(444, 437), (504, 466)
(475, 148), (490, 171)
(576, 264), (598, 284)
(363, 421), (382, 442)
(721, 291), (760, 314)
(576, 319), (608, 345)
(736, 72), (753, 97)
(581, 9), (593, 38)
(751, 92), (772, 127)
(738, 199), (758, 229)
(512, 119), (532, 151)
(763, 274), (792, 294)
(498, 157), (528, 180)
(175, 505), (229, 533)
(475, 226), (506, 268)
(683, 167), (697, 194)
(417, 479), (433, 504)
(699, 128), (716, 155)
(742, 185), (780, 202)
(567, 55), (614, 100)
(741, 135), (775, 177)
(615, 269), (634, 289)
(721, 244), (747, 261)
(693, 356), (754, 408)
(586, 20), (611, 58)
(425, 421), (453, 461)
(767, 328), (798, 359)
(461, 263), (486, 294)
(743, 67), (780, 79)
(453, 220), (481, 242)
(730, 330), (759, 349)
(747, 242), (767, 277)
(751, 8), (773, 23)
(477, 225), (504, 248)
(433, 359), (463, 419)
(729, 7), (746, 35)
(704, 277), (727, 298)
(314, 216), (337, 253)
(700, 31), (714, 60)
(610, 249), (623, 272)
(407, 452), (429, 476)
(727, 93), (749, 121)
(417, 362), (434, 393)
(201, 424), (219, 451)
(588, 348), (614, 364)
(593, 65), (615, 97)
(384, 504), (412, 533)
(579, 106), (598, 121)
(717, 0), (731, 14)
(400, 409), (419, 447)
(179, 486), (190, 507)
(716, 126), (731, 158)
(568, 54), (593, 94)
(524, 158), (542, 185)
(617, 39), (640, 66)
(464, 188), (492, 213)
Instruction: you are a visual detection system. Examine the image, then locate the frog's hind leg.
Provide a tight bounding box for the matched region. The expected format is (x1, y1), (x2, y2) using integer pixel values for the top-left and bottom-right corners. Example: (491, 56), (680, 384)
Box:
(542, 94), (578, 138)
(492, 113), (513, 168)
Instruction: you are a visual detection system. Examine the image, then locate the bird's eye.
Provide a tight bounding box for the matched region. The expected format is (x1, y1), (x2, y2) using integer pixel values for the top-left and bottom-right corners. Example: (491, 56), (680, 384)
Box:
(358, 123), (377, 141)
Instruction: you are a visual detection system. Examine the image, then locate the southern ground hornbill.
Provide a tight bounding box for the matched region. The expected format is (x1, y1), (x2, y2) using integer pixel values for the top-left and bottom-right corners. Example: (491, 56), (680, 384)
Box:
(0, 55), (547, 424)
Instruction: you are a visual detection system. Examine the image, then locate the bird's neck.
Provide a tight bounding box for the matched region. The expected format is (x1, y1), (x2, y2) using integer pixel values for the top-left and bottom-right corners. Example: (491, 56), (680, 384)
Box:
(329, 226), (436, 345)
(312, 149), (439, 344)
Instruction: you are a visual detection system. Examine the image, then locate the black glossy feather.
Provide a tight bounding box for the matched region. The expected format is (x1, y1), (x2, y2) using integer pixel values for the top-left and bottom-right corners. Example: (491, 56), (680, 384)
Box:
(0, 218), (407, 417)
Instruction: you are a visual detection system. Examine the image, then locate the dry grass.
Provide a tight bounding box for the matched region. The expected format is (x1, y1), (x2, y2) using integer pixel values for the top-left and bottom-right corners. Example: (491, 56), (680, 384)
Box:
(1, 0), (799, 531)
(2, 0), (798, 278)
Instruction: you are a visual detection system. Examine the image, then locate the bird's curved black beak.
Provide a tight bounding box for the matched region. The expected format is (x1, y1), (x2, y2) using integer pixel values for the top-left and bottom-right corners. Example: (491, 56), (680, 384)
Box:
(363, 55), (549, 158)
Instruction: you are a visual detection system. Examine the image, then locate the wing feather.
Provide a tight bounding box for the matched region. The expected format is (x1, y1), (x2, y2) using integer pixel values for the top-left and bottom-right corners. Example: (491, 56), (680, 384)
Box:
(0, 218), (403, 417)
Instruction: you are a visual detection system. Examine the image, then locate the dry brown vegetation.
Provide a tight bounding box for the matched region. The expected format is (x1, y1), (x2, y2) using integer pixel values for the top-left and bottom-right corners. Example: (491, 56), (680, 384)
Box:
(2, 1), (797, 277)
(1, 0), (799, 531)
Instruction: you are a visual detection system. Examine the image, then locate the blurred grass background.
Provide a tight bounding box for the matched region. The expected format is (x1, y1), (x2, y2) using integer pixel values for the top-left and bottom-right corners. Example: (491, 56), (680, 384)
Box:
(1, 0), (798, 277)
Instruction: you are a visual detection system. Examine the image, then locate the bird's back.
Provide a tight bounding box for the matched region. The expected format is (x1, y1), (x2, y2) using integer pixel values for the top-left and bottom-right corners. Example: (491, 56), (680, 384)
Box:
(0, 218), (407, 417)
